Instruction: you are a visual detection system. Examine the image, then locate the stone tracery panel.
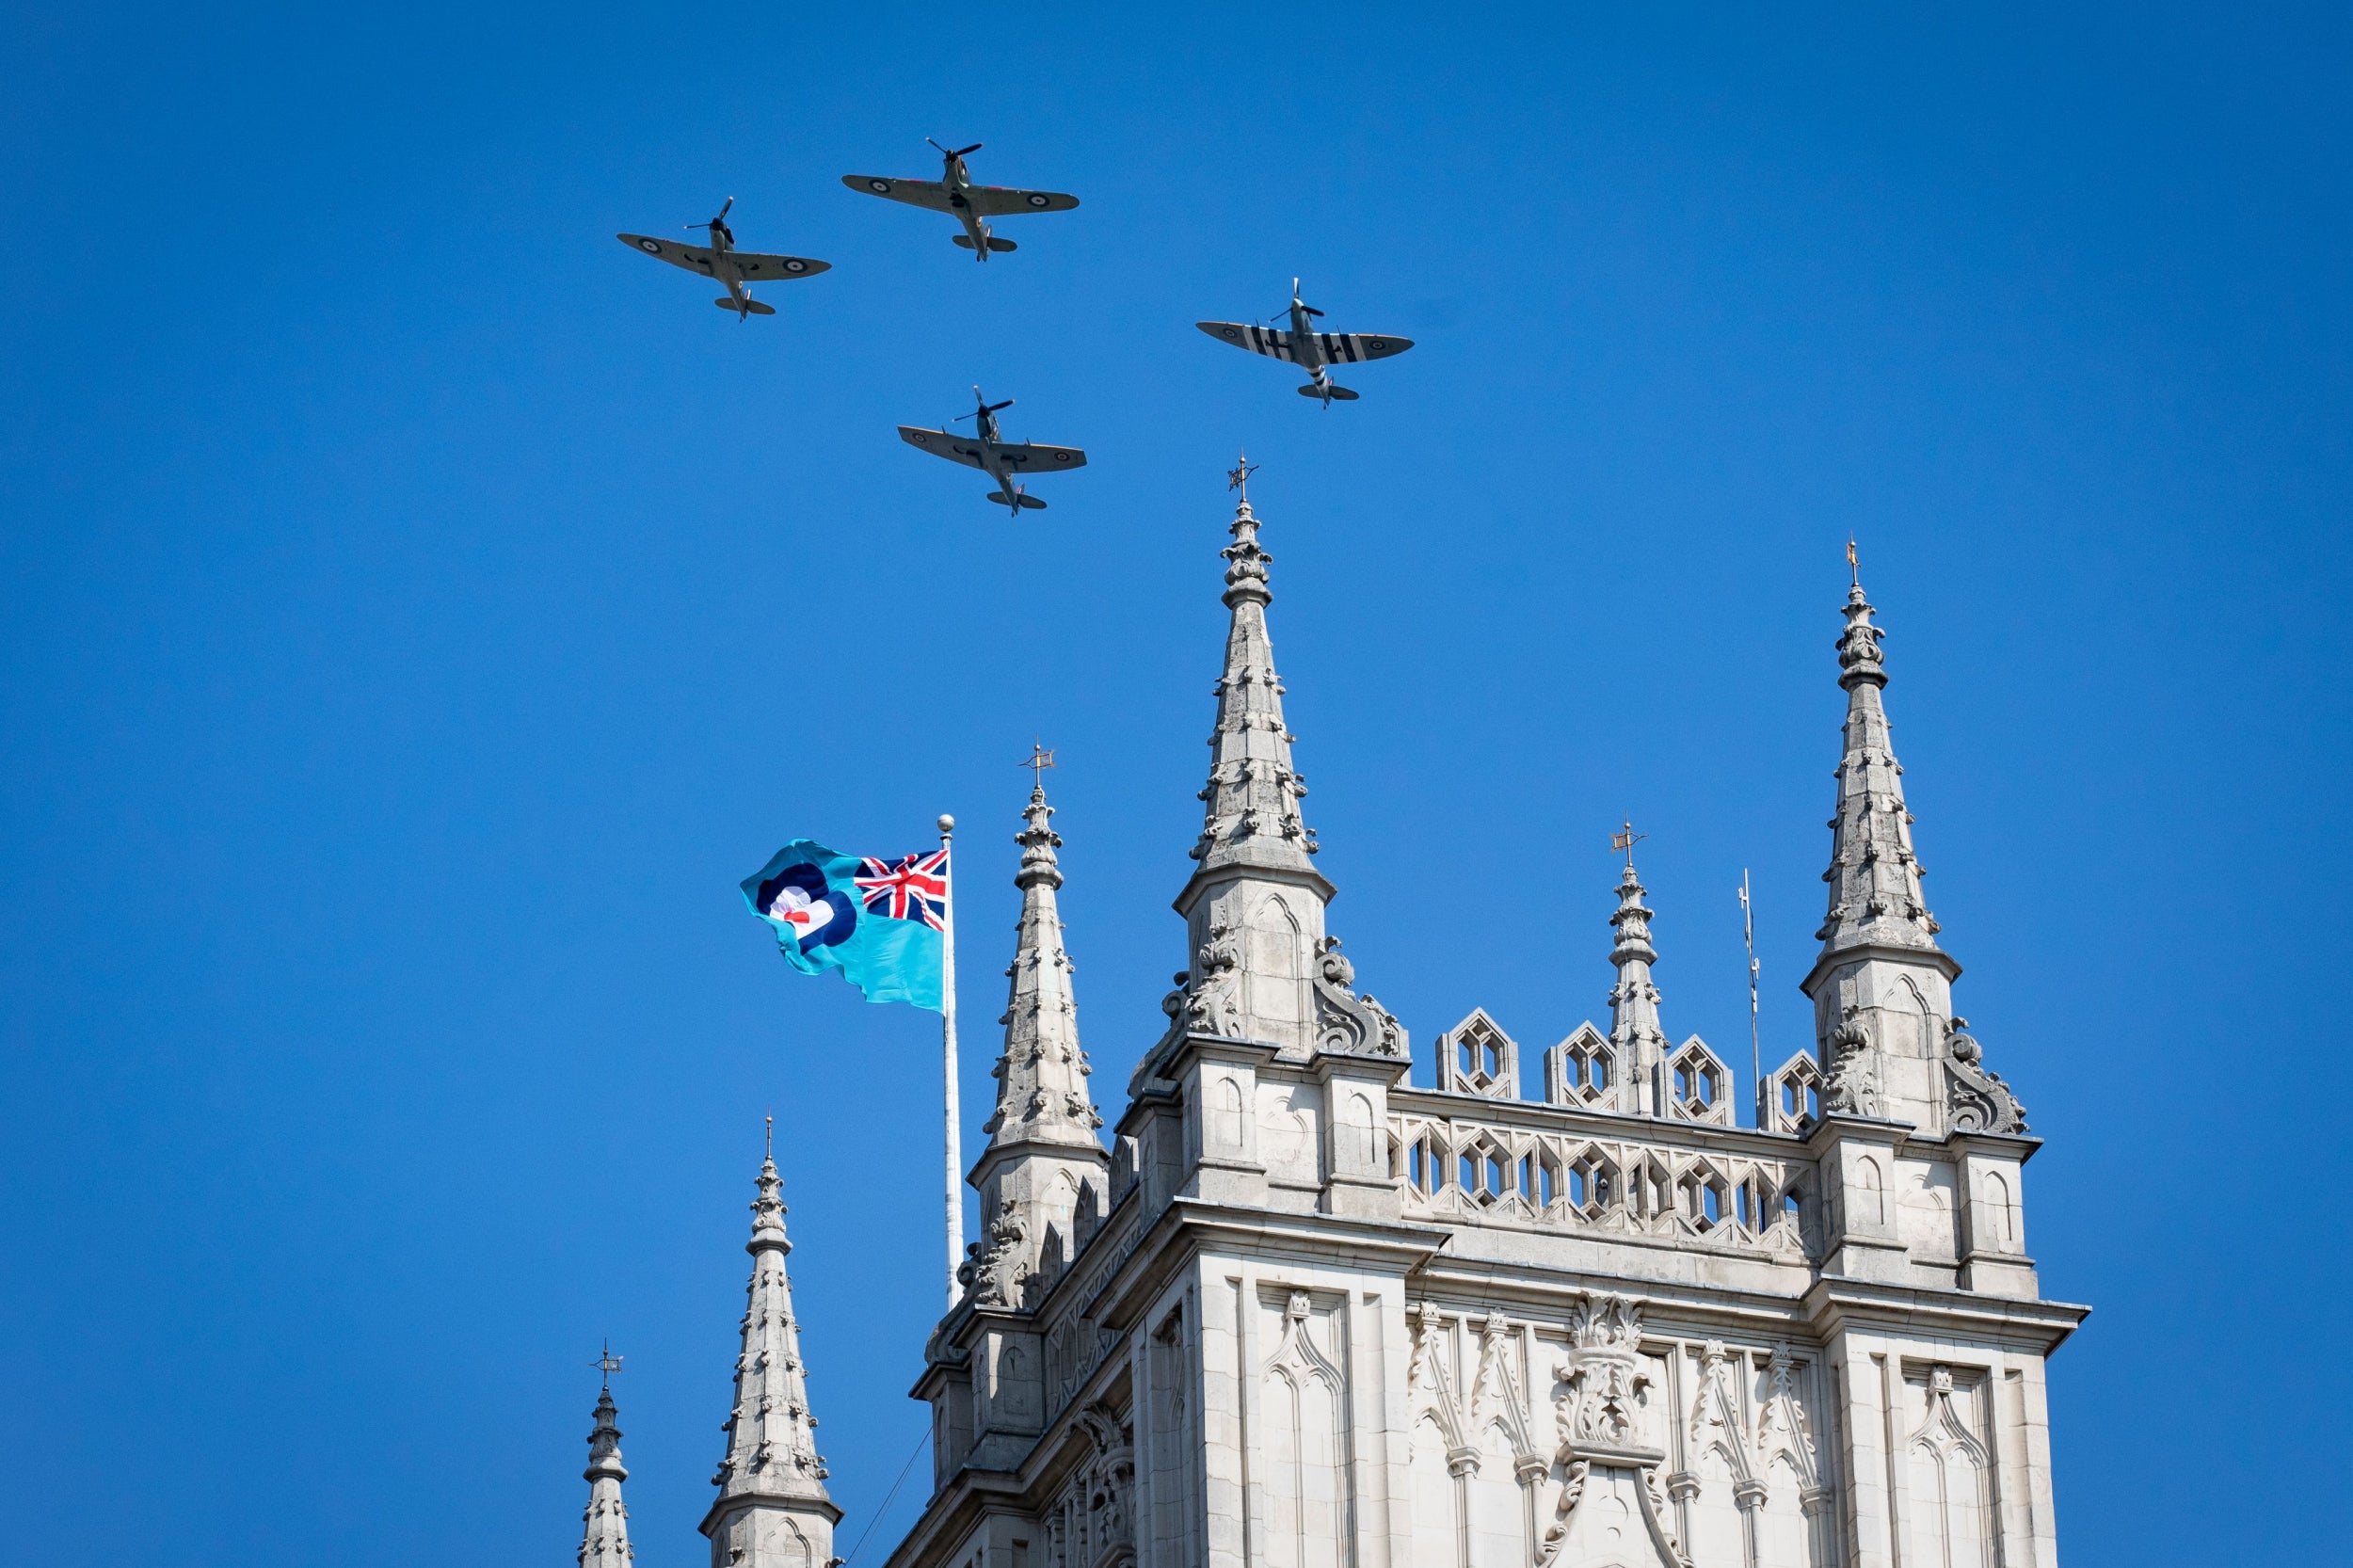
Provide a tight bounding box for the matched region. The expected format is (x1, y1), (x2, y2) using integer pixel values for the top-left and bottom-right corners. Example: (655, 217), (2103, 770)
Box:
(1392, 1110), (1813, 1260)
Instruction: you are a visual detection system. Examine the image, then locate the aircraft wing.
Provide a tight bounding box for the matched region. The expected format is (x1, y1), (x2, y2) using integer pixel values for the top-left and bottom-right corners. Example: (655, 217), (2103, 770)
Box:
(728, 251), (831, 280)
(1196, 322), (1297, 361)
(988, 442), (1087, 470)
(899, 427), (987, 468)
(844, 175), (958, 212)
(1316, 331), (1413, 362)
(620, 234), (719, 274)
(965, 186), (1081, 216)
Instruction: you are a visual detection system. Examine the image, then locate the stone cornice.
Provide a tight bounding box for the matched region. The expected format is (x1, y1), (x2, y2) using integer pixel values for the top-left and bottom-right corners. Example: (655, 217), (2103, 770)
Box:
(1087, 1197), (1449, 1330)
(964, 1131), (1110, 1190)
(1801, 1275), (2090, 1354)
(1170, 855), (1337, 920)
(1800, 936), (1963, 997)
(697, 1487), (844, 1537)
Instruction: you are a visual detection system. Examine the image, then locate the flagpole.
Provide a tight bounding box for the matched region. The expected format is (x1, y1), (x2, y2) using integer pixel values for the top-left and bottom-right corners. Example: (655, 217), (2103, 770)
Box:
(937, 813), (962, 1310)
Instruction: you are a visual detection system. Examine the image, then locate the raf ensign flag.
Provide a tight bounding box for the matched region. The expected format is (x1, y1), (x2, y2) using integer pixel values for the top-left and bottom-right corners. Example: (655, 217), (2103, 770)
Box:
(741, 840), (949, 1011)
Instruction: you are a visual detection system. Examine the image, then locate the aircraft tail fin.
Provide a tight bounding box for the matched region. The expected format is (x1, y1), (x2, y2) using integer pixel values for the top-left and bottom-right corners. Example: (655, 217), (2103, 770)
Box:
(1298, 381), (1359, 401)
(715, 296), (776, 315)
(987, 491), (1048, 510)
(952, 234), (1020, 253)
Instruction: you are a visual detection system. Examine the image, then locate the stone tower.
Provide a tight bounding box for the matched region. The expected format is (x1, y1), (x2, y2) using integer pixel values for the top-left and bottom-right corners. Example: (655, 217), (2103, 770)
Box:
(557, 488), (2080, 1568)
(883, 497), (2080, 1568)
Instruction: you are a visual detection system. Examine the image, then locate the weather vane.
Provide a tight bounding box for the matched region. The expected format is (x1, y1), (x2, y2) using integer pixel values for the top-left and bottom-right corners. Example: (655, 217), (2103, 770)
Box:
(1847, 535), (1860, 587)
(1227, 448), (1259, 500)
(764, 1112), (773, 1160)
(1611, 819), (1648, 868)
(1021, 739), (1057, 787)
(594, 1340), (624, 1388)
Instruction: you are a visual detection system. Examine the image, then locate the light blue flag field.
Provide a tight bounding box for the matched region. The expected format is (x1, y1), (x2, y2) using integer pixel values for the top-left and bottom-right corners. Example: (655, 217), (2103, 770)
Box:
(741, 839), (949, 1011)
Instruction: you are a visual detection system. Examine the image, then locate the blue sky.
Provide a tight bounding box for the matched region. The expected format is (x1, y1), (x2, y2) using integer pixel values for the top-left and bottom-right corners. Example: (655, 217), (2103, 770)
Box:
(3, 3), (2347, 1563)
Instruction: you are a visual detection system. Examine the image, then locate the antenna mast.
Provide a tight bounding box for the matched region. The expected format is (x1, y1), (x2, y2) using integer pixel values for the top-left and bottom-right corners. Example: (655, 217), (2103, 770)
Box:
(1739, 870), (1762, 1126)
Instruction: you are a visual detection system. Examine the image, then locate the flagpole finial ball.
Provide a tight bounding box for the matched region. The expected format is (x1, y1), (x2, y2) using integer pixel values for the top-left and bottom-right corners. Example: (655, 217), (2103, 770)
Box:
(937, 813), (955, 835)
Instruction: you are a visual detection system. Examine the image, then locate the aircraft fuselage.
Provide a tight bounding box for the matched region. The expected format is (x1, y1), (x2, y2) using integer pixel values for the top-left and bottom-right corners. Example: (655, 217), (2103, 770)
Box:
(1288, 300), (1339, 396)
(703, 224), (754, 315)
(941, 152), (994, 258)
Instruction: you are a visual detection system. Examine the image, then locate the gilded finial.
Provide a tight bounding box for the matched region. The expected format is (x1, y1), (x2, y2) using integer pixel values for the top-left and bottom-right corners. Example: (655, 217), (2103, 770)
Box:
(1611, 819), (1649, 869)
(1020, 739), (1057, 789)
(593, 1339), (624, 1390)
(1847, 535), (1861, 588)
(763, 1112), (773, 1161)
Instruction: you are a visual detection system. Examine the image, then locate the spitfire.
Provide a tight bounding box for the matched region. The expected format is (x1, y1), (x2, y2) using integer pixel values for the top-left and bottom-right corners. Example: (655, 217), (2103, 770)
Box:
(898, 389), (1088, 518)
(616, 147), (1424, 524)
(616, 198), (831, 320)
(1196, 280), (1415, 404)
(842, 140), (1080, 263)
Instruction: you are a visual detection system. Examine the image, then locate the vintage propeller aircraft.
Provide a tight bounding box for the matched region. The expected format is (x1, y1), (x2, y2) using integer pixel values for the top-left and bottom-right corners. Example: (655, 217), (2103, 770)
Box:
(899, 388), (1087, 516)
(1195, 280), (1414, 404)
(616, 198), (831, 320)
(843, 140), (1080, 262)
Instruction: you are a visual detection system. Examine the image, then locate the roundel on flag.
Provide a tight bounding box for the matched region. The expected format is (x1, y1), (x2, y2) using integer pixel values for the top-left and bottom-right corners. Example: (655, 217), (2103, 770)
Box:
(755, 862), (857, 952)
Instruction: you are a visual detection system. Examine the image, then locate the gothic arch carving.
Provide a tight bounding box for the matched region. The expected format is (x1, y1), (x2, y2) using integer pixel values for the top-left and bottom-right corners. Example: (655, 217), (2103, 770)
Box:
(1753, 1351), (1820, 1492)
(1406, 1302), (1476, 1464)
(1469, 1309), (1544, 1468)
(1686, 1342), (1753, 1485)
(1905, 1367), (1993, 1568)
(1261, 1291), (1345, 1568)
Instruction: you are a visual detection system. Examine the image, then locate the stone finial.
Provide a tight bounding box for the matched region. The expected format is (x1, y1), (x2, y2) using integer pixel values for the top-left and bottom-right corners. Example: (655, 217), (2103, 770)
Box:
(748, 1151), (792, 1256)
(1606, 854), (1672, 1116)
(578, 1378), (634, 1568)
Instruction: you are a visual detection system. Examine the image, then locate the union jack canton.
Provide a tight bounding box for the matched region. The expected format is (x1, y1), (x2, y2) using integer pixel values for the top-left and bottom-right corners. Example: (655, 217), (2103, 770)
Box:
(854, 849), (950, 930)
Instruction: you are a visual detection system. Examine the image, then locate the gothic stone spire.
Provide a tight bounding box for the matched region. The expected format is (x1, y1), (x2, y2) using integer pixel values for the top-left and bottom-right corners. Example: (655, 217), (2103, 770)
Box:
(1814, 576), (1945, 964)
(1169, 494), (1338, 1055)
(982, 783), (1103, 1153)
(1801, 567), (1981, 1135)
(968, 783), (1109, 1309)
(578, 1379), (634, 1568)
(1607, 856), (1673, 1115)
(700, 1151), (840, 1568)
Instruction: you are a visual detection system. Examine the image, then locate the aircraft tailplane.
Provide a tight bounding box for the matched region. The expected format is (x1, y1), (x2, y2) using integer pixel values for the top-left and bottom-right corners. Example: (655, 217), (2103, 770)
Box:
(987, 490), (1048, 510)
(1298, 381), (1359, 401)
(714, 296), (776, 315)
(952, 234), (1020, 253)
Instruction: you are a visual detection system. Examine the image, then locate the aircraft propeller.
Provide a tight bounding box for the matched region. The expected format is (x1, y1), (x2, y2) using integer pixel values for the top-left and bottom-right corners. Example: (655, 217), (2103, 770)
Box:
(954, 388), (1016, 422)
(1290, 279), (1326, 317)
(928, 137), (985, 159)
(686, 196), (735, 231)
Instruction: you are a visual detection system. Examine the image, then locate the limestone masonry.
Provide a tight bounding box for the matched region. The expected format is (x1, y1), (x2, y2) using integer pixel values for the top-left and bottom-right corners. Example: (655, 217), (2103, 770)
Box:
(572, 497), (2084, 1568)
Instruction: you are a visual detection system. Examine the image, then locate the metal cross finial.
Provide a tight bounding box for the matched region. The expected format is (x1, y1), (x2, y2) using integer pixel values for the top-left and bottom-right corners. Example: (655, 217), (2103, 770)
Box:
(1021, 739), (1056, 788)
(1227, 448), (1259, 500)
(1611, 820), (1648, 868)
(1847, 535), (1860, 587)
(594, 1340), (624, 1389)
